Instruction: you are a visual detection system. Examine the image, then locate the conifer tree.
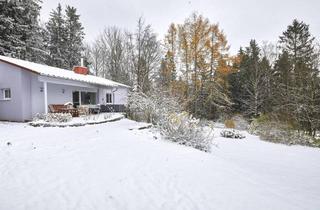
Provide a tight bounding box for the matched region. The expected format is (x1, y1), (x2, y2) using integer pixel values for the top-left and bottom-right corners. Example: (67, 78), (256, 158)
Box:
(64, 5), (85, 69)
(279, 19), (316, 87)
(229, 40), (271, 117)
(0, 0), (45, 62)
(45, 3), (67, 68)
(277, 19), (319, 134)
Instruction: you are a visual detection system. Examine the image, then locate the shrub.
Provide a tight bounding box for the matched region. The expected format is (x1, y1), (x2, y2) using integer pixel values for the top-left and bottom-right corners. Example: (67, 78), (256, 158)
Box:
(220, 129), (245, 139)
(249, 118), (316, 146)
(83, 114), (98, 121)
(224, 119), (235, 129)
(160, 112), (213, 152)
(43, 113), (72, 123)
(127, 91), (213, 152)
(231, 115), (249, 130)
(104, 113), (112, 120)
(33, 113), (45, 121)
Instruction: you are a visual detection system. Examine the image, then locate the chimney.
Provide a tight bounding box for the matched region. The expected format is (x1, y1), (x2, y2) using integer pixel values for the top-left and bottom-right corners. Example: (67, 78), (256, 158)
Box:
(81, 58), (84, 67)
(73, 57), (88, 75)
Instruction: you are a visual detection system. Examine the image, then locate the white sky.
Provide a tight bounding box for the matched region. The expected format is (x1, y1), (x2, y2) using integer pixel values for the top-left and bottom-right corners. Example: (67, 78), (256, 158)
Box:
(40, 0), (320, 54)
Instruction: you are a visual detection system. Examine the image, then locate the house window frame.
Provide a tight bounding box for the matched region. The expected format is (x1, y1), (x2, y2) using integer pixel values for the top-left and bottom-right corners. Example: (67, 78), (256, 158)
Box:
(1, 88), (11, 100)
(106, 93), (113, 104)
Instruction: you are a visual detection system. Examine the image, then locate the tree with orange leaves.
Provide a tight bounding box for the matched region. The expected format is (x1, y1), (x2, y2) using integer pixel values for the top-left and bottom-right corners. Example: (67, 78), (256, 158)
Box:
(161, 12), (233, 118)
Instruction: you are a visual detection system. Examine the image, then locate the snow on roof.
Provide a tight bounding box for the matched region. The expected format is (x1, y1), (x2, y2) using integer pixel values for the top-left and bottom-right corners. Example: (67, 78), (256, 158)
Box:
(0, 55), (130, 88)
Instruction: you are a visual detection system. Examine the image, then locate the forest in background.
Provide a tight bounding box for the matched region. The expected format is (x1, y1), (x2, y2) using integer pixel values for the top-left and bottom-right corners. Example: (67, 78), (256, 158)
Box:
(1, 0), (319, 139)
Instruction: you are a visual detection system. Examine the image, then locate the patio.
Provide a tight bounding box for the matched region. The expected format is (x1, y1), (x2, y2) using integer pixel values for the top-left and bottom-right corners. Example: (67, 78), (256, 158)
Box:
(48, 103), (126, 117)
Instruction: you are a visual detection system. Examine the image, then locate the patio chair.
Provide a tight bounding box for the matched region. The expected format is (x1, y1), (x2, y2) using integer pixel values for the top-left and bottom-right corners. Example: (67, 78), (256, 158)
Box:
(78, 105), (90, 116)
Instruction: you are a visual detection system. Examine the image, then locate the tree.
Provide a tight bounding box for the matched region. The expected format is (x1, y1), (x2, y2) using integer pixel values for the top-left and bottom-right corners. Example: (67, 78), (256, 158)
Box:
(0, 0), (45, 62)
(161, 23), (178, 89)
(64, 5), (85, 69)
(277, 19), (319, 135)
(133, 17), (161, 93)
(45, 4), (85, 69)
(45, 3), (67, 68)
(87, 27), (134, 85)
(279, 19), (316, 87)
(230, 40), (271, 117)
(156, 13), (233, 118)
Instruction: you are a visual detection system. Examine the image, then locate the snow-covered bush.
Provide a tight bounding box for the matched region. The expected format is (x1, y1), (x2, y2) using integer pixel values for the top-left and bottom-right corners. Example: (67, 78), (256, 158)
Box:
(231, 115), (249, 130)
(104, 113), (112, 120)
(220, 129), (245, 139)
(249, 118), (316, 146)
(127, 91), (213, 152)
(83, 114), (98, 122)
(160, 112), (212, 152)
(33, 113), (45, 121)
(43, 113), (72, 123)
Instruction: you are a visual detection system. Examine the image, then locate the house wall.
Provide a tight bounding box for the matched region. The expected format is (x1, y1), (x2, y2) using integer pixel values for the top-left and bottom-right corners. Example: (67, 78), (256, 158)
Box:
(0, 61), (33, 121)
(114, 87), (128, 104)
(47, 83), (97, 105)
(98, 87), (128, 105)
(21, 70), (32, 120)
(31, 75), (44, 116)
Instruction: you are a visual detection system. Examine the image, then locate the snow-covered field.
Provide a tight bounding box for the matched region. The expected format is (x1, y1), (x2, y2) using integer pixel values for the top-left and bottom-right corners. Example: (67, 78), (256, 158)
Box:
(0, 119), (319, 210)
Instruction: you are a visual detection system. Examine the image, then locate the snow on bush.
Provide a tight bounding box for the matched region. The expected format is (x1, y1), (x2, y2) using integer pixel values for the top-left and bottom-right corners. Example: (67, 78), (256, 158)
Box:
(33, 113), (72, 123)
(220, 129), (245, 139)
(127, 91), (213, 152)
(33, 113), (45, 121)
(160, 112), (212, 152)
(249, 118), (316, 146)
(83, 114), (98, 122)
(104, 113), (112, 120)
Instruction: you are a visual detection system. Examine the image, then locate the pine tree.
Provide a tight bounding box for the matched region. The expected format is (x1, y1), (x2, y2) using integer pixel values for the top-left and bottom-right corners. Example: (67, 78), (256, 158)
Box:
(45, 3), (67, 68)
(0, 1), (18, 56)
(64, 5), (85, 69)
(279, 19), (316, 87)
(277, 19), (319, 134)
(0, 0), (45, 62)
(231, 40), (271, 117)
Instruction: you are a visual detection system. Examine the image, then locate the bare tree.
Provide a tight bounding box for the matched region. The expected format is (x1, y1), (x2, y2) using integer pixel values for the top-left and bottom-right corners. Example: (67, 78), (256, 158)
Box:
(133, 17), (161, 92)
(87, 27), (133, 85)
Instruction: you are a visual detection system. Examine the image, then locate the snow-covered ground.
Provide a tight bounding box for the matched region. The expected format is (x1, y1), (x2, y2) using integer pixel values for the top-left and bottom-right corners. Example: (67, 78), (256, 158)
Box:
(0, 119), (319, 210)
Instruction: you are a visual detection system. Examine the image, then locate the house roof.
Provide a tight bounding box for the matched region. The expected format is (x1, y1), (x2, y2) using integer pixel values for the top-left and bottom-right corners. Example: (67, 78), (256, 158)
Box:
(0, 55), (130, 88)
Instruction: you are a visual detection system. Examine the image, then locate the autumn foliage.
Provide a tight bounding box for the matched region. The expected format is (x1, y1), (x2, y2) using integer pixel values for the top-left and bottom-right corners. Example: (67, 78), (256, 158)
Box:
(159, 12), (233, 119)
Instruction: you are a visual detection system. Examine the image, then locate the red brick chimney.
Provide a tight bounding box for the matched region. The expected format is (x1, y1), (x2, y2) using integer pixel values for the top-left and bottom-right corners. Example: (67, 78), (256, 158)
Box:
(73, 58), (88, 75)
(73, 66), (88, 75)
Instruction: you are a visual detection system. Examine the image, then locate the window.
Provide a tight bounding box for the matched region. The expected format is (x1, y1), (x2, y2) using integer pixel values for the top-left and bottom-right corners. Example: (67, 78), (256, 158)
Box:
(2, 88), (11, 100)
(72, 91), (97, 106)
(106, 93), (112, 103)
(81, 92), (97, 105)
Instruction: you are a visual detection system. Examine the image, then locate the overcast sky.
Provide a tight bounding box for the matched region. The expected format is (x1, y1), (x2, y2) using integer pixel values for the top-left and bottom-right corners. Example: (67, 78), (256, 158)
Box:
(40, 0), (320, 54)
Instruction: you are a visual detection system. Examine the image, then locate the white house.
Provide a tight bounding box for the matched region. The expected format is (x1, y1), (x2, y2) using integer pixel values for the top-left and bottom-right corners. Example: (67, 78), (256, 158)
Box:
(0, 55), (130, 122)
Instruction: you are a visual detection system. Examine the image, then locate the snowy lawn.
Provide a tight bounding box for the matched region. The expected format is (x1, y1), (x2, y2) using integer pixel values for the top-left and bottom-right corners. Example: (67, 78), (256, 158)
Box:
(0, 119), (319, 210)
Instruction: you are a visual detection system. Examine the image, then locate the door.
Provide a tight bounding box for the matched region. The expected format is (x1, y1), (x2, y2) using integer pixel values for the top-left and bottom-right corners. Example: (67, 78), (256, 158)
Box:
(72, 91), (80, 107)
